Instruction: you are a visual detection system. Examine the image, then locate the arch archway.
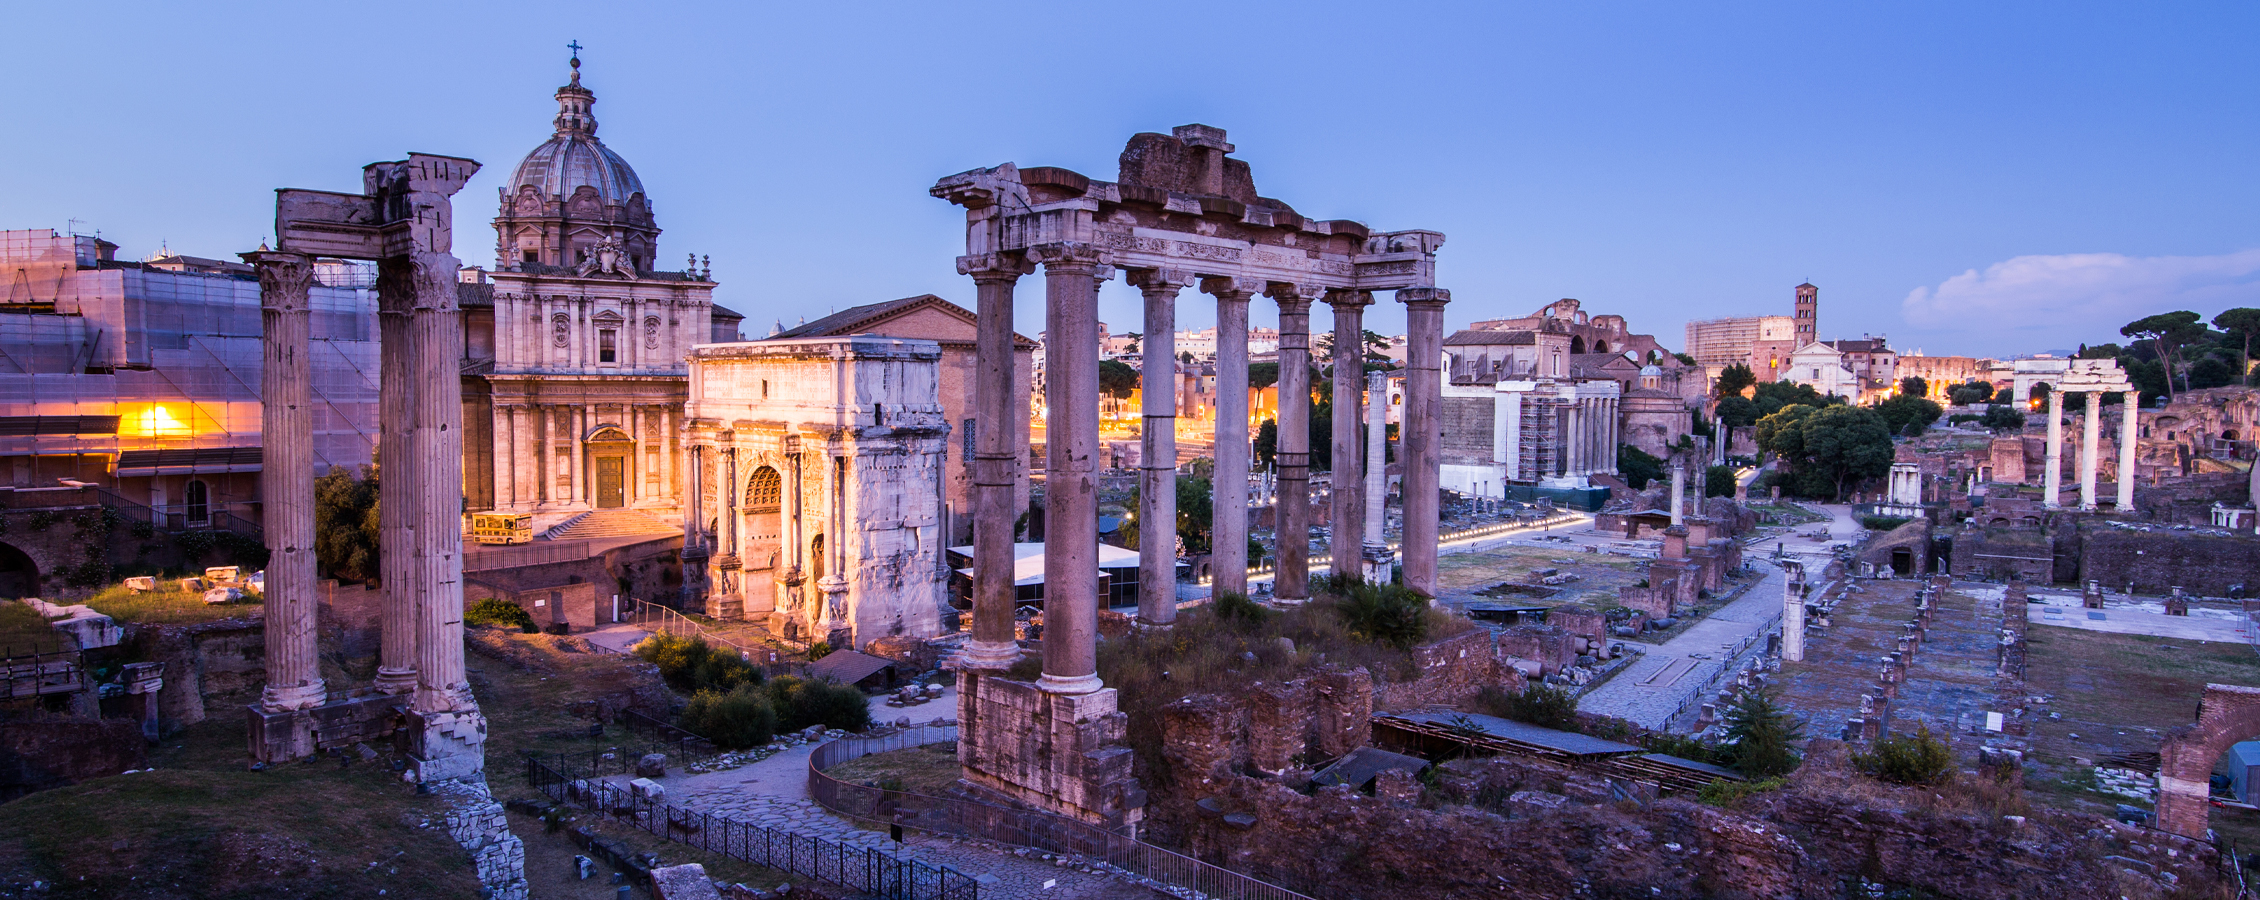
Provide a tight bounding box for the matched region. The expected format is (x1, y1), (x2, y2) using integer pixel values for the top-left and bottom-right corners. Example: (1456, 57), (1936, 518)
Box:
(1593, 340), (1609, 354)
(0, 541), (38, 599)
(742, 468), (782, 614)
(2158, 684), (2260, 836)
(1570, 336), (1587, 354)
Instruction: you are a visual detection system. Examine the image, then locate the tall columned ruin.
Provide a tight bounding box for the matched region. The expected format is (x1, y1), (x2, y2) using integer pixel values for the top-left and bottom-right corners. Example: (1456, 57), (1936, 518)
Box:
(247, 154), (489, 784)
(934, 125), (1445, 828)
(2038, 359), (2138, 511)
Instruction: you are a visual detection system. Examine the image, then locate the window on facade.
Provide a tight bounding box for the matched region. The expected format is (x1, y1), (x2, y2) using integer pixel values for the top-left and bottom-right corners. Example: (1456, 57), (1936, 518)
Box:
(522, 250), (538, 264)
(599, 329), (617, 363)
(185, 480), (208, 525)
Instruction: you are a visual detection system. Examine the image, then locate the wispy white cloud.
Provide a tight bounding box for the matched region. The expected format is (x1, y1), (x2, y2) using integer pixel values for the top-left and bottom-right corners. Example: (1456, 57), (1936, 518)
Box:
(1901, 250), (2260, 346)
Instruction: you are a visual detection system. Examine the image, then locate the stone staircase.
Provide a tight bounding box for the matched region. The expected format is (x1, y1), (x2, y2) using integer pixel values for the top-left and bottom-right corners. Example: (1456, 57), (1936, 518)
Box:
(546, 508), (678, 541)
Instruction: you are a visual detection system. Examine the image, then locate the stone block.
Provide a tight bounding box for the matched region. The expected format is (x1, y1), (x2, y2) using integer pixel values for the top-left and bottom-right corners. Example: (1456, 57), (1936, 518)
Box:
(630, 777), (665, 801)
(123, 576), (156, 592)
(636, 753), (667, 778)
(650, 864), (722, 900)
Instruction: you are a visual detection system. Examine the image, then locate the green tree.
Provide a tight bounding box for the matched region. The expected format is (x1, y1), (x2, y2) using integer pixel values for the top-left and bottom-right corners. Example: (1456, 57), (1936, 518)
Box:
(1248, 361), (1280, 390)
(1721, 689), (1804, 779)
(2189, 355), (2237, 390)
(1715, 395), (1763, 430)
(1097, 359), (1139, 400)
(1254, 418), (1277, 469)
(1704, 464), (1737, 498)
(2217, 308), (2260, 382)
(1673, 352), (1697, 367)
(1898, 375), (1928, 400)
(1981, 404), (2026, 431)
(1123, 475), (1216, 554)
(1714, 363), (1757, 399)
(1179, 351), (1195, 365)
(1751, 381), (1833, 419)
(1617, 444), (1665, 489)
(1122, 331), (1142, 354)
(1872, 393), (1943, 435)
(1798, 405), (1897, 499)
(314, 464), (380, 584)
(1945, 381), (1994, 406)
(1754, 403), (1818, 459)
(1854, 724), (1954, 785)
(2121, 311), (2208, 397)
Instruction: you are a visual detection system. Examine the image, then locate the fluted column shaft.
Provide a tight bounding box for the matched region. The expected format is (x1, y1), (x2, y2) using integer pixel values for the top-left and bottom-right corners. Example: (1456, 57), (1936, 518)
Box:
(1328, 292), (1372, 580)
(1206, 279), (1258, 599)
(250, 252), (325, 712)
(1399, 288), (1449, 598)
(959, 255), (1027, 668)
(374, 277), (417, 694)
(2043, 389), (2064, 508)
(1131, 269), (1188, 625)
(1363, 369), (1389, 554)
(2080, 393), (2101, 510)
(1034, 245), (1107, 694)
(407, 252), (470, 714)
(2119, 392), (2140, 511)
(1273, 290), (1313, 603)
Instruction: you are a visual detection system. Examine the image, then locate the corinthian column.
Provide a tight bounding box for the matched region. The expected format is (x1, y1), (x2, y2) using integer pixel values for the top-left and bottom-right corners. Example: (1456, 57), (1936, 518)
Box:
(2080, 392), (2100, 510)
(1271, 285), (1314, 604)
(1130, 268), (1190, 625)
(1398, 287), (1449, 598)
(1205, 277), (1261, 599)
(2043, 388), (2064, 508)
(402, 251), (471, 715)
(247, 251), (325, 712)
(1362, 369), (1392, 583)
(1032, 243), (1109, 694)
(958, 253), (1030, 668)
(2119, 391), (2139, 512)
(373, 262), (417, 695)
(1327, 290), (1373, 581)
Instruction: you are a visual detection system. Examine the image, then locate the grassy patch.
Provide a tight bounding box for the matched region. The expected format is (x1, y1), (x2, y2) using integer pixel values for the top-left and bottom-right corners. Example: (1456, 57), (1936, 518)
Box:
(820, 743), (964, 795)
(81, 583), (261, 626)
(0, 599), (68, 656)
(0, 716), (478, 898)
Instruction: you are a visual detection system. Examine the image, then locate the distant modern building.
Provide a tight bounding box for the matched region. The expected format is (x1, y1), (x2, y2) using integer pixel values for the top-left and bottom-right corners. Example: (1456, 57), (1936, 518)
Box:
(1685, 314), (1795, 374)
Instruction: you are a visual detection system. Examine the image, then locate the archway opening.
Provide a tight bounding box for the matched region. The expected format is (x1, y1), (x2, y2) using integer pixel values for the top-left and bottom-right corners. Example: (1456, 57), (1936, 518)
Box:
(185, 480), (209, 526)
(1593, 340), (1609, 354)
(1890, 547), (1913, 576)
(0, 541), (38, 599)
(743, 467), (782, 613)
(1570, 336), (1587, 354)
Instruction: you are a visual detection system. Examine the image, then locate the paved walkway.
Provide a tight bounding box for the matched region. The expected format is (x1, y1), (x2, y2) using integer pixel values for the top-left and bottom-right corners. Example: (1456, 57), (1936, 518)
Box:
(1577, 503), (1857, 729)
(2027, 600), (2251, 644)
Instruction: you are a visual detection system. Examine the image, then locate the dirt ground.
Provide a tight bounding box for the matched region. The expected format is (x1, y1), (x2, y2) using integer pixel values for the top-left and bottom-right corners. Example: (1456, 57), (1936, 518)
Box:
(1434, 544), (1646, 609)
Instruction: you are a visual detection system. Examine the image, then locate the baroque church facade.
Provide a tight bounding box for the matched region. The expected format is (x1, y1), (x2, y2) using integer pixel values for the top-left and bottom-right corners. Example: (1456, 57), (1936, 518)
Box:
(460, 60), (741, 523)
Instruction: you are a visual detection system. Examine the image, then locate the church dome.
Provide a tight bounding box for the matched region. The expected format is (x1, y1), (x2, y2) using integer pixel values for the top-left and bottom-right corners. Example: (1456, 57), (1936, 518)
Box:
(1639, 364), (1663, 377)
(505, 57), (645, 208)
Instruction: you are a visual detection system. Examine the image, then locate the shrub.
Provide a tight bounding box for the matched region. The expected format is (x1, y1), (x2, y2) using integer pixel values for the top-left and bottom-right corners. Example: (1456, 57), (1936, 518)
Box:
(464, 598), (535, 632)
(1473, 683), (1578, 731)
(1211, 590), (1270, 627)
(807, 641), (834, 662)
(1861, 516), (1913, 532)
(1720, 689), (1804, 778)
(1855, 725), (1955, 785)
(1980, 404), (2026, 431)
(1330, 579), (1430, 649)
(764, 674), (871, 733)
(680, 684), (777, 749)
(634, 632), (764, 693)
(1697, 776), (1786, 807)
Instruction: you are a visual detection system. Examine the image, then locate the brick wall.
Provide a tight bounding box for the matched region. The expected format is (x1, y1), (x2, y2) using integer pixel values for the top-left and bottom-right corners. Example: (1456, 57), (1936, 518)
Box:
(2078, 528), (2260, 595)
(1440, 396), (1495, 466)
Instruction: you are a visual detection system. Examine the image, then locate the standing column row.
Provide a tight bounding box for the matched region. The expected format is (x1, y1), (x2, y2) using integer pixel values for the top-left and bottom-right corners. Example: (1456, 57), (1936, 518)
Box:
(406, 251), (472, 716)
(1327, 290), (1372, 581)
(1271, 285), (1313, 604)
(1131, 269), (1190, 625)
(1207, 277), (1260, 599)
(957, 253), (1028, 669)
(1033, 244), (1108, 694)
(1398, 287), (1449, 599)
(247, 251), (326, 713)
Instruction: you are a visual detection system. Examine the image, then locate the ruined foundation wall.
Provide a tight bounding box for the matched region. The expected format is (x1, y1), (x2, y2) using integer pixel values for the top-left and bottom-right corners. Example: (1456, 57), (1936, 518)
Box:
(2078, 528), (2260, 595)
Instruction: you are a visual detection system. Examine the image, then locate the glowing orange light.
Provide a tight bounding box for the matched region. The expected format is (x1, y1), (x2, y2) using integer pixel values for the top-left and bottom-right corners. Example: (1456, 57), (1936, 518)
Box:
(124, 404), (189, 437)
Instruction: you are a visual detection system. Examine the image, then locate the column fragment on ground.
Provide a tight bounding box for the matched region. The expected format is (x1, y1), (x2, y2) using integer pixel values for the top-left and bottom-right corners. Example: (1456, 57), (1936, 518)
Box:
(1034, 244), (1106, 695)
(1207, 277), (1260, 598)
(1131, 268), (1189, 624)
(250, 252), (325, 727)
(1271, 284), (1313, 603)
(1397, 287), (1448, 598)
(1327, 290), (1372, 581)
(959, 253), (1026, 667)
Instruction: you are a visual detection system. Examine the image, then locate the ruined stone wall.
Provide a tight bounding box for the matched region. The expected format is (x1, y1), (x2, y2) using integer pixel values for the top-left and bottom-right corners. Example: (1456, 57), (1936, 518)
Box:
(2078, 528), (2260, 595)
(1375, 628), (1504, 710)
(135, 618), (265, 729)
(0, 716), (147, 800)
(1156, 668), (1376, 780)
(1147, 746), (2220, 900)
(2132, 472), (2251, 525)
(1439, 396), (1494, 467)
(1855, 519), (1933, 576)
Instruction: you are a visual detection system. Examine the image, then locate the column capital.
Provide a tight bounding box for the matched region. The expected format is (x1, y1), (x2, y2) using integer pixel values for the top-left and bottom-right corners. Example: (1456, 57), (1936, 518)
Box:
(1026, 242), (1110, 276)
(1200, 275), (1265, 299)
(957, 252), (1034, 281)
(375, 251), (463, 313)
(241, 251), (316, 312)
(1323, 288), (1375, 309)
(1125, 267), (1194, 293)
(1397, 286), (1451, 307)
(1265, 281), (1324, 305)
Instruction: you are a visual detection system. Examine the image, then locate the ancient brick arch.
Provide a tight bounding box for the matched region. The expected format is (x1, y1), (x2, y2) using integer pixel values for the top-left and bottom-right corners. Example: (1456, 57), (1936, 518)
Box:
(2157, 683), (2260, 837)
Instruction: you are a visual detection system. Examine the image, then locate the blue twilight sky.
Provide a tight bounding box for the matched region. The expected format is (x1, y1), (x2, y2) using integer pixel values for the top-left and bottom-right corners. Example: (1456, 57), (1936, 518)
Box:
(3, 1), (2255, 358)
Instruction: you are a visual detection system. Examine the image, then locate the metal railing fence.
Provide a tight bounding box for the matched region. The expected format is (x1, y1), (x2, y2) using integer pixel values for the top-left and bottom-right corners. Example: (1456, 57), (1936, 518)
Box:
(809, 725), (1316, 900)
(526, 753), (977, 900)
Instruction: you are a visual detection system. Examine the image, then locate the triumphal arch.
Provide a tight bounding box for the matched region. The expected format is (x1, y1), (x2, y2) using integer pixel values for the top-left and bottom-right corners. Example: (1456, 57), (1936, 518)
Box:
(933, 125), (1446, 828)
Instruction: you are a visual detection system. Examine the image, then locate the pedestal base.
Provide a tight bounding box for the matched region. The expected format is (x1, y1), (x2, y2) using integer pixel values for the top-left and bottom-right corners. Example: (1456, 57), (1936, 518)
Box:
(246, 692), (407, 763)
(957, 670), (1144, 831)
(403, 707), (489, 783)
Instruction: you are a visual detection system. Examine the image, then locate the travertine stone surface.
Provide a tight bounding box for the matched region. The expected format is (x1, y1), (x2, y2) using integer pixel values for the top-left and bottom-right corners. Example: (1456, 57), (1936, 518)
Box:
(1327, 290), (1372, 580)
(1399, 287), (1449, 598)
(1206, 277), (1259, 599)
(1131, 268), (1190, 624)
(1033, 244), (1107, 694)
(247, 251), (324, 714)
(960, 253), (1030, 667)
(1271, 285), (1313, 603)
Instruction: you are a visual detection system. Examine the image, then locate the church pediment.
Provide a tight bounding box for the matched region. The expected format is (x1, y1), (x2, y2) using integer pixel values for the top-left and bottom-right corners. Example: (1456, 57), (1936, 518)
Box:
(585, 424), (634, 443)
